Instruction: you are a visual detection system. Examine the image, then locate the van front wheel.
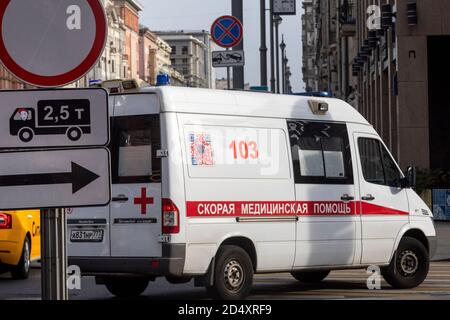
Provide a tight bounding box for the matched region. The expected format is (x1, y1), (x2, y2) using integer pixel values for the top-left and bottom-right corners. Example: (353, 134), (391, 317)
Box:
(206, 245), (254, 300)
(291, 270), (330, 283)
(382, 236), (429, 289)
(104, 277), (149, 298)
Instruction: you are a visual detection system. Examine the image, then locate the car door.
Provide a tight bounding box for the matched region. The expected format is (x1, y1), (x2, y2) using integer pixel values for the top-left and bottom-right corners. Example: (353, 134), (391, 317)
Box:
(288, 120), (360, 267)
(353, 132), (409, 265)
(109, 95), (162, 258)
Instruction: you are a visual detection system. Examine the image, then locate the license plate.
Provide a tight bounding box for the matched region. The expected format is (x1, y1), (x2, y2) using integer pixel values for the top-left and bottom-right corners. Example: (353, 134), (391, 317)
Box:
(70, 229), (104, 243)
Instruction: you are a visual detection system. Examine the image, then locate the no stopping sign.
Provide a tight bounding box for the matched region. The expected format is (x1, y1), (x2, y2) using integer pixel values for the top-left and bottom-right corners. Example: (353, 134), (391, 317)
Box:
(0, 0), (107, 87)
(211, 15), (243, 49)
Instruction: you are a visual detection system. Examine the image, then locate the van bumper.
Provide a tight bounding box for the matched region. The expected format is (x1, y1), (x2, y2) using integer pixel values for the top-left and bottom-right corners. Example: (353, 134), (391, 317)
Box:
(68, 244), (185, 277)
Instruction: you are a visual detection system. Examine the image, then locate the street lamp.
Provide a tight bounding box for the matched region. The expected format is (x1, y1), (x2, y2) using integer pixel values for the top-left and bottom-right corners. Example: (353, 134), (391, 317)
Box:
(280, 35), (286, 94)
(273, 15), (283, 94)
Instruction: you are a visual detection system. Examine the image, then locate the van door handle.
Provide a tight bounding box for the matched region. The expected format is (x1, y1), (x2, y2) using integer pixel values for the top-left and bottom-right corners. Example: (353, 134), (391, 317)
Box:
(112, 195), (129, 202)
(341, 195), (354, 202)
(362, 195), (375, 201)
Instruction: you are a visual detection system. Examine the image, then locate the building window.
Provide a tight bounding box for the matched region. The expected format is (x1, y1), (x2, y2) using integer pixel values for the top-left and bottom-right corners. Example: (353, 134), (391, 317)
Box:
(171, 46), (176, 54)
(182, 46), (188, 55)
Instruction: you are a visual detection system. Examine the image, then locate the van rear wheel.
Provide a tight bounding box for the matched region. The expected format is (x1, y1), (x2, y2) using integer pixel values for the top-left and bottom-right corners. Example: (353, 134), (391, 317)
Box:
(104, 277), (149, 298)
(206, 245), (254, 300)
(382, 236), (429, 289)
(291, 270), (330, 283)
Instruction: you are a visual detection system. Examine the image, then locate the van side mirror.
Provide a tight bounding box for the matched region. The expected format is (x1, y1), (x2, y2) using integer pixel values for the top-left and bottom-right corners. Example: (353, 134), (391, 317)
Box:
(401, 166), (416, 189)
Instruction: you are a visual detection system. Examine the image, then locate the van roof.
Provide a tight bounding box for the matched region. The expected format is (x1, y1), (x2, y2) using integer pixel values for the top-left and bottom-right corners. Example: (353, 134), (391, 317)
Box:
(140, 87), (370, 126)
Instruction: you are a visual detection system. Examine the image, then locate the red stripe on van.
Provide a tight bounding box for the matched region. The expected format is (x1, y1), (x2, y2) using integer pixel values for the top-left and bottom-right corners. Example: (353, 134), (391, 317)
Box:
(186, 201), (408, 217)
(360, 202), (409, 216)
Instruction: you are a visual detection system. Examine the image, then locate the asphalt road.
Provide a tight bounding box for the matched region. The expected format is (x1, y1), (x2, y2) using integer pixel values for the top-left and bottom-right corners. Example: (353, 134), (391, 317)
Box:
(2, 224), (450, 301)
(2, 262), (450, 300)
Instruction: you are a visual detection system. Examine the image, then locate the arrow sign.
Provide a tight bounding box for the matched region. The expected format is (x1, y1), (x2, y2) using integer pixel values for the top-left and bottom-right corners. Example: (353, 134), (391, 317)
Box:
(0, 148), (110, 210)
(0, 162), (99, 194)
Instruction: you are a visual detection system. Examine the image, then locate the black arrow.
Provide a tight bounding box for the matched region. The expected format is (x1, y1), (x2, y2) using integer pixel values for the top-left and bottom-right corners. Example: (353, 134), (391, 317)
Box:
(0, 162), (100, 194)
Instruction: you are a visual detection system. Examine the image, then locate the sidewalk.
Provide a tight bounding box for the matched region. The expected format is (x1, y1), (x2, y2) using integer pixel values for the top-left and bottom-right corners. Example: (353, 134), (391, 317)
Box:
(433, 221), (450, 261)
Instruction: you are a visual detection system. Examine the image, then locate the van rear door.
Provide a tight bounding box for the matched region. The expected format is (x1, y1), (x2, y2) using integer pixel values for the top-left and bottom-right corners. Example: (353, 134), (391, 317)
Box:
(67, 95), (115, 257)
(109, 94), (162, 258)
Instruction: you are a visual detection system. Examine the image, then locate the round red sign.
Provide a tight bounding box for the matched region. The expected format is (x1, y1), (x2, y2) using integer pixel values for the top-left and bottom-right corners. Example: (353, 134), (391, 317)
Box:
(211, 15), (243, 49)
(0, 0), (107, 87)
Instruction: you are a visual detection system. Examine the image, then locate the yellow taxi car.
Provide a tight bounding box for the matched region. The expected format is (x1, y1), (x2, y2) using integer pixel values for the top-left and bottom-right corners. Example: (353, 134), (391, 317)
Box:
(0, 210), (40, 279)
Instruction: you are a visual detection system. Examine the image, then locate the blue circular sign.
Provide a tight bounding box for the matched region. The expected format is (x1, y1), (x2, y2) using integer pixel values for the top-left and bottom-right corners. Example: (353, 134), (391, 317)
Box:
(211, 15), (243, 49)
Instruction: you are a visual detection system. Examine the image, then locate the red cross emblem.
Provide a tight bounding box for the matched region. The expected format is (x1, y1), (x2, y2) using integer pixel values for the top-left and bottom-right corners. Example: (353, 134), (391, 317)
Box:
(134, 187), (154, 215)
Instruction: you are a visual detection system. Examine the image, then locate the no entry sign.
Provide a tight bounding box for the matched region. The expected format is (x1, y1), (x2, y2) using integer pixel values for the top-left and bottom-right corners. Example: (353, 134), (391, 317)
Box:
(0, 0), (107, 87)
(211, 15), (243, 49)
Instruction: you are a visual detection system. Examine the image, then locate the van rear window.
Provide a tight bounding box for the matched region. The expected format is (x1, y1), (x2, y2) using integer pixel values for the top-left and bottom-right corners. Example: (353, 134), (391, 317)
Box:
(288, 120), (353, 185)
(110, 115), (161, 184)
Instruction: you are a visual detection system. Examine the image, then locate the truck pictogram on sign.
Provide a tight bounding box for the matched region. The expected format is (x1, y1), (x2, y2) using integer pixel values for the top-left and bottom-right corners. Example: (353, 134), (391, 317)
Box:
(10, 99), (91, 143)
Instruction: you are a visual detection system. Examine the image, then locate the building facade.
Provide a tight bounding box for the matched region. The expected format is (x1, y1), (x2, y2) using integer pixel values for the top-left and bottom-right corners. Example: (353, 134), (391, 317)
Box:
(0, 66), (25, 89)
(112, 0), (143, 80)
(155, 31), (214, 88)
(302, 0), (450, 179)
(139, 28), (185, 87)
(87, 0), (127, 84)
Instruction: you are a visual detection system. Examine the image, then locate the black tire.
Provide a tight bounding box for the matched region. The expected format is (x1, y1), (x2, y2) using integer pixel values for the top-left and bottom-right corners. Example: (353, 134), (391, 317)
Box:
(382, 236), (429, 289)
(18, 128), (34, 143)
(11, 237), (31, 280)
(206, 245), (254, 300)
(165, 276), (192, 284)
(104, 277), (149, 298)
(291, 270), (330, 283)
(67, 127), (82, 141)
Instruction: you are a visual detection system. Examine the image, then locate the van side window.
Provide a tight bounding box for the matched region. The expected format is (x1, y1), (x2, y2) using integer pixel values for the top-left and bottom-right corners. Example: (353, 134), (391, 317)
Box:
(288, 120), (353, 185)
(110, 115), (161, 184)
(358, 138), (402, 188)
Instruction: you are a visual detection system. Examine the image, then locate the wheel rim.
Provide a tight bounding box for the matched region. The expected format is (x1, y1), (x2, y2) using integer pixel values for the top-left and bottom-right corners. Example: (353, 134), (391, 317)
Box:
(223, 259), (245, 292)
(397, 250), (419, 277)
(23, 241), (30, 272)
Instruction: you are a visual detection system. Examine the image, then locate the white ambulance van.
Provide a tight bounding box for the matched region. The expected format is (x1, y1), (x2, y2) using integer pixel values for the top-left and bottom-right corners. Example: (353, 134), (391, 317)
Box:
(68, 87), (437, 300)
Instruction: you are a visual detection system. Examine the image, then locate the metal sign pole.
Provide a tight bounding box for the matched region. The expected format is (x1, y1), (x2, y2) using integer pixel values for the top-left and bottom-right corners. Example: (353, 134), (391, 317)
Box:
(227, 48), (231, 89)
(232, 0), (244, 90)
(41, 208), (68, 300)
